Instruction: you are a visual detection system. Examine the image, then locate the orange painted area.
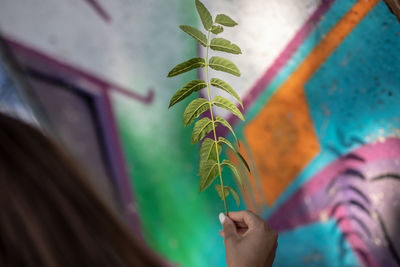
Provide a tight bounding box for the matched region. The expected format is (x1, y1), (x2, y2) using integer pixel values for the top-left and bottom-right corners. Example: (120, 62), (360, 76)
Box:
(244, 0), (379, 205)
(245, 88), (319, 205)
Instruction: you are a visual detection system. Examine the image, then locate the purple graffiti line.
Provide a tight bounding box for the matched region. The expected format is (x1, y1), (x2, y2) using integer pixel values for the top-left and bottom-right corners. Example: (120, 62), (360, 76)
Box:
(2, 37), (154, 104)
(84, 0), (111, 23)
(267, 138), (400, 266)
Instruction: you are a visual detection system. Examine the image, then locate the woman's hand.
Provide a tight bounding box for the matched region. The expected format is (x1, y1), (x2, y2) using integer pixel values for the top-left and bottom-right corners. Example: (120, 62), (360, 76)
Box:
(219, 210), (278, 267)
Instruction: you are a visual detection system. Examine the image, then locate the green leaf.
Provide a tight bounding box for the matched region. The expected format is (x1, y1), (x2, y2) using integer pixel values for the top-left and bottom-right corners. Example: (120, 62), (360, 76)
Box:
(192, 117), (216, 144)
(209, 56), (240, 77)
(167, 58), (205, 77)
(179, 25), (207, 47)
(211, 25), (224, 34)
(195, 0), (213, 30)
(236, 152), (250, 173)
(218, 136), (235, 151)
(210, 78), (243, 108)
(215, 184), (229, 200)
(226, 186), (240, 208)
(215, 14), (238, 27)
(183, 98), (210, 126)
(215, 116), (238, 144)
(218, 137), (250, 173)
(210, 38), (242, 55)
(169, 80), (207, 108)
(222, 159), (243, 189)
(213, 96), (244, 121)
(199, 160), (220, 192)
(199, 138), (221, 172)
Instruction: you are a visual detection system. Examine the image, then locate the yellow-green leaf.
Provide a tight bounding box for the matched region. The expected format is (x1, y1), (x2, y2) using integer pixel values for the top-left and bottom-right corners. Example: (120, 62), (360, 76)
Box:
(215, 116), (238, 144)
(199, 160), (220, 192)
(195, 0), (213, 30)
(222, 160), (243, 189)
(226, 186), (240, 207)
(210, 78), (243, 108)
(192, 117), (216, 144)
(209, 56), (240, 77)
(213, 96), (244, 121)
(215, 14), (238, 27)
(183, 98), (210, 126)
(179, 25), (207, 47)
(199, 138), (221, 173)
(218, 137), (250, 173)
(211, 25), (224, 34)
(167, 58), (205, 77)
(169, 80), (207, 108)
(210, 38), (242, 55)
(215, 184), (230, 200)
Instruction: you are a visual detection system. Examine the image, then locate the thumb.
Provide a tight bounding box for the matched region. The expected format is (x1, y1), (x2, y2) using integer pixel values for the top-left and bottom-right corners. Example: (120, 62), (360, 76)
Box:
(219, 213), (238, 240)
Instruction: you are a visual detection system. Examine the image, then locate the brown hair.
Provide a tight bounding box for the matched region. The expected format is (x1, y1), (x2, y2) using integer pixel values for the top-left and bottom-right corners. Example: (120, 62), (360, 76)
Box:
(0, 113), (161, 267)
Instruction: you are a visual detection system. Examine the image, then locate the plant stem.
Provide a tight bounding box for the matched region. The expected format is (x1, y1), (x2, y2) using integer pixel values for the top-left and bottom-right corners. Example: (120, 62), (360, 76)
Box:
(204, 30), (228, 215)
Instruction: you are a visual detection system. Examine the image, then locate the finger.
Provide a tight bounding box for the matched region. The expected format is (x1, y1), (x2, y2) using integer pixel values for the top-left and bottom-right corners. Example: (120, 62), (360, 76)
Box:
(221, 228), (247, 236)
(234, 221), (248, 229)
(219, 213), (238, 240)
(219, 230), (225, 238)
(220, 227), (247, 238)
(228, 210), (263, 229)
(237, 228), (247, 235)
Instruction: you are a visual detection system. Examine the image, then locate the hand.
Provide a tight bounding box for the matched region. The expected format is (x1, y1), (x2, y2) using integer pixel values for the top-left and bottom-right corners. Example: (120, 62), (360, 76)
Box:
(219, 210), (278, 267)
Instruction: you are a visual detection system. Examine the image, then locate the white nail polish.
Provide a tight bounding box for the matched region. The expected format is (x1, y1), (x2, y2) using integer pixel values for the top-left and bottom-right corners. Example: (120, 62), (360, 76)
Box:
(219, 212), (226, 224)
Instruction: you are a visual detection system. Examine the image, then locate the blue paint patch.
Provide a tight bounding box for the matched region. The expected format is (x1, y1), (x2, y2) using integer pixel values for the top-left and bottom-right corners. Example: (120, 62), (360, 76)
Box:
(274, 220), (359, 267)
(305, 1), (400, 153)
(264, 1), (400, 217)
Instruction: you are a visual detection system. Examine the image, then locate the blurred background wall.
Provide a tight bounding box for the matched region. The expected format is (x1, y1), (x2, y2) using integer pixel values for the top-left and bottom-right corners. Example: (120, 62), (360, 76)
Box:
(0, 0), (399, 266)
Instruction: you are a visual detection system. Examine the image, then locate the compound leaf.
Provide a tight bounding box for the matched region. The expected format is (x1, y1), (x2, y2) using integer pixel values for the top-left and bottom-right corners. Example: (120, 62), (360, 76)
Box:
(199, 160), (220, 192)
(167, 58), (205, 77)
(210, 38), (242, 55)
(192, 117), (215, 144)
(215, 184), (230, 200)
(226, 186), (240, 207)
(209, 56), (240, 77)
(179, 25), (207, 47)
(211, 25), (224, 34)
(214, 96), (244, 121)
(215, 14), (238, 27)
(219, 137), (250, 173)
(215, 116), (238, 144)
(222, 159), (243, 189)
(183, 98), (210, 126)
(169, 80), (207, 108)
(195, 0), (213, 30)
(210, 78), (243, 108)
(199, 138), (221, 172)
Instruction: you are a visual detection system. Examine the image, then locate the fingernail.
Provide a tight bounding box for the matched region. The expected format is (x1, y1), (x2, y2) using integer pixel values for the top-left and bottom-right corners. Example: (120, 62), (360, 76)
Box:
(219, 212), (226, 224)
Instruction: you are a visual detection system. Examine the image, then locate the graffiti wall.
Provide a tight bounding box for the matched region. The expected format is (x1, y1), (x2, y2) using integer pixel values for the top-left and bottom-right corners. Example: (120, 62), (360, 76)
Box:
(0, 0), (399, 266)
